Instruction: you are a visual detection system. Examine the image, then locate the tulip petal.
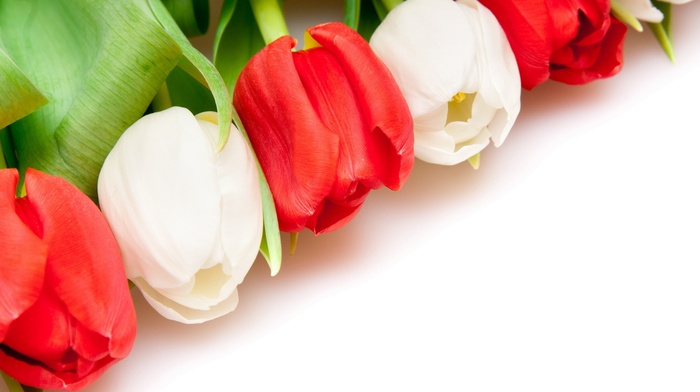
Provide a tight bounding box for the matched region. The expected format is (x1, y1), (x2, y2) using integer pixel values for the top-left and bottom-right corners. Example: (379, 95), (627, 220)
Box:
(233, 36), (340, 233)
(99, 107), (222, 288)
(369, 0), (477, 119)
(308, 22), (414, 191)
(22, 169), (136, 360)
(0, 170), (46, 341)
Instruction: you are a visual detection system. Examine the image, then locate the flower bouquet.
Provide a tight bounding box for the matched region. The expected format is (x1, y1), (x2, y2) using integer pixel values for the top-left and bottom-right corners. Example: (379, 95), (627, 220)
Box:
(1, 0), (698, 391)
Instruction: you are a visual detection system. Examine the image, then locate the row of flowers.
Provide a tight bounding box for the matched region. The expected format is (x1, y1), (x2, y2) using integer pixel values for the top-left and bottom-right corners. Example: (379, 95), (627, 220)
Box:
(0, 0), (692, 390)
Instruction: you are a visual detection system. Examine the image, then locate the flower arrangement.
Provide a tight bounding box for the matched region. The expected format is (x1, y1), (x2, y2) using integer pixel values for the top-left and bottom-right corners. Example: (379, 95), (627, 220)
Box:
(1, 0), (697, 390)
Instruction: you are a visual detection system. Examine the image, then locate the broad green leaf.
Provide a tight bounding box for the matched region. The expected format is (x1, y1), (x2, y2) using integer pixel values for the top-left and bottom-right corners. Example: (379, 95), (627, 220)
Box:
(0, 0), (181, 201)
(213, 0), (266, 92)
(0, 48), (48, 130)
(162, 0), (210, 37)
(148, 0), (232, 151)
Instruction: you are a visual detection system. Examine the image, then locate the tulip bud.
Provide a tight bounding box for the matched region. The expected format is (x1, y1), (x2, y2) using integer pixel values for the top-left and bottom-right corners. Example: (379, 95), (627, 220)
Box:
(97, 107), (263, 324)
(233, 22), (414, 234)
(0, 168), (136, 390)
(370, 0), (521, 167)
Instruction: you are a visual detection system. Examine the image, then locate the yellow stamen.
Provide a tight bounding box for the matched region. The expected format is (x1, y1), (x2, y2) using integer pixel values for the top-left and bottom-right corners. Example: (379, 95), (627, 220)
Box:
(451, 92), (468, 103)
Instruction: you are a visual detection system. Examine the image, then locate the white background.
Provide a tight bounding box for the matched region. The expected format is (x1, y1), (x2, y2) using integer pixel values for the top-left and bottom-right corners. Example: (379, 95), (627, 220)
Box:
(8, 0), (700, 391)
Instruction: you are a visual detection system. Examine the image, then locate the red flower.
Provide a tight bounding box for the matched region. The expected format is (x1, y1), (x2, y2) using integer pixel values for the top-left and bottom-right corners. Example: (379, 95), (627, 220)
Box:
(233, 22), (414, 234)
(0, 168), (136, 390)
(478, 0), (627, 89)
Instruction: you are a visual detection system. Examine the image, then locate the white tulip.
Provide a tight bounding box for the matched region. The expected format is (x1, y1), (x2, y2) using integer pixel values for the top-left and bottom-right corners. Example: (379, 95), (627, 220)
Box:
(370, 0), (520, 167)
(98, 107), (263, 324)
(613, 0), (693, 23)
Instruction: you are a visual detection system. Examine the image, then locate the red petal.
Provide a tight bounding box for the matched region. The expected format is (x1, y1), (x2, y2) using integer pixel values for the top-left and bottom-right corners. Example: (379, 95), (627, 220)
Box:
(23, 169), (136, 360)
(0, 169), (47, 341)
(234, 36), (340, 233)
(307, 22), (414, 190)
(479, 0), (554, 89)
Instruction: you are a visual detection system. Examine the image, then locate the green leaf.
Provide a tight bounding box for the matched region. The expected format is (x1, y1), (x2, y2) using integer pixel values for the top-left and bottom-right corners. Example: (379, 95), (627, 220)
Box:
(230, 109), (282, 276)
(213, 0), (282, 274)
(0, 371), (34, 392)
(344, 0), (361, 30)
(649, 1), (675, 62)
(0, 48), (48, 130)
(164, 65), (218, 114)
(213, 0), (266, 92)
(0, 0), (181, 201)
(162, 0), (210, 37)
(358, 0), (383, 41)
(148, 0), (232, 151)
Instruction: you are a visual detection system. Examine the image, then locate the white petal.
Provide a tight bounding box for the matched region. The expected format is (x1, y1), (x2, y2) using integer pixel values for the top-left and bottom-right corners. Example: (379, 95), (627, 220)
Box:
(134, 277), (240, 324)
(196, 112), (263, 287)
(370, 0), (477, 118)
(615, 0), (664, 22)
(461, 0), (521, 147)
(98, 107), (222, 289)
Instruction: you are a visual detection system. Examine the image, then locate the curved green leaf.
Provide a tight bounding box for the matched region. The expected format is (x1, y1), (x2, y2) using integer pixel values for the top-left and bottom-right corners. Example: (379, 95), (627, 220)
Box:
(162, 0), (210, 37)
(0, 0), (181, 201)
(0, 48), (48, 130)
(148, 0), (232, 151)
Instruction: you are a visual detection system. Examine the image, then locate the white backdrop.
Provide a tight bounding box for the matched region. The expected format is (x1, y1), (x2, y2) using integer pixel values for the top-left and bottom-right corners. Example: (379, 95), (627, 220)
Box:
(7, 0), (700, 391)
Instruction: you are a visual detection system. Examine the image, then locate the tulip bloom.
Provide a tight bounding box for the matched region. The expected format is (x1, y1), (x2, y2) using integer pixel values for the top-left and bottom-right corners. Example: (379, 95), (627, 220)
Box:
(370, 0), (521, 167)
(478, 0), (628, 89)
(0, 168), (136, 390)
(233, 22), (414, 234)
(98, 107), (263, 324)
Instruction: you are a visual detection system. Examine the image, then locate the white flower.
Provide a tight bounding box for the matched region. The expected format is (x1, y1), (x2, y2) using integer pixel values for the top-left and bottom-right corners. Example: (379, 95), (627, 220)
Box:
(369, 0), (521, 167)
(614, 0), (693, 23)
(98, 107), (263, 324)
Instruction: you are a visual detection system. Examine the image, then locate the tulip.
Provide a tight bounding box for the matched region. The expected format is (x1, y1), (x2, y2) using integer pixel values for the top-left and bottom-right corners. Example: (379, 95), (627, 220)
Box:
(478, 0), (628, 89)
(97, 107), (263, 324)
(370, 0), (521, 167)
(0, 168), (136, 390)
(233, 22), (414, 234)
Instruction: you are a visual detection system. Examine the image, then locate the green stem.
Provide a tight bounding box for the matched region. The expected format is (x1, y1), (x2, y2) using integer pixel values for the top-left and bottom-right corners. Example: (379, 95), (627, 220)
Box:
(249, 0), (289, 44)
(0, 128), (17, 169)
(380, 0), (403, 12)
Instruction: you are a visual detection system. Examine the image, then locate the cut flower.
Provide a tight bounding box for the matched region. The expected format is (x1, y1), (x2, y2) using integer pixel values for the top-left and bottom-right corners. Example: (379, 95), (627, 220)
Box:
(0, 168), (136, 390)
(233, 22), (414, 234)
(98, 107), (263, 324)
(370, 0), (521, 167)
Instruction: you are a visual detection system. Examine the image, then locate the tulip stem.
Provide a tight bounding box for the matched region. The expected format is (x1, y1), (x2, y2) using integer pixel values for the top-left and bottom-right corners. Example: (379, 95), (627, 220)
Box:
(151, 82), (173, 112)
(0, 128), (17, 169)
(249, 0), (290, 45)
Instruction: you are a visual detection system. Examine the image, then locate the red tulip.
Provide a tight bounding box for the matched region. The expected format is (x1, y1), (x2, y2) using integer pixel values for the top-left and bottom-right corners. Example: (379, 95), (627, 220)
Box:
(0, 168), (136, 390)
(478, 0), (627, 89)
(233, 22), (414, 234)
